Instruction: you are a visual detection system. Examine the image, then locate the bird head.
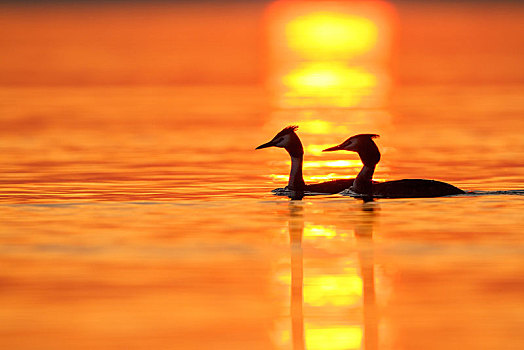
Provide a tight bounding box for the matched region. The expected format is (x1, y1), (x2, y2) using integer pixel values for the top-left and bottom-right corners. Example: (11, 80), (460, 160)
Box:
(255, 125), (303, 157)
(323, 134), (381, 166)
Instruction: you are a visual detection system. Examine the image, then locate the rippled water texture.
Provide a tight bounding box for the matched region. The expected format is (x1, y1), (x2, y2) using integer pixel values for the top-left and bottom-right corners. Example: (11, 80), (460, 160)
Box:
(1, 1), (523, 349)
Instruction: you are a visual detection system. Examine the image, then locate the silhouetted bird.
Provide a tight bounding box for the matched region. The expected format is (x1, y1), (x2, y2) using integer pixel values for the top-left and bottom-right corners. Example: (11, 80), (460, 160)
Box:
(256, 126), (354, 194)
(323, 134), (465, 199)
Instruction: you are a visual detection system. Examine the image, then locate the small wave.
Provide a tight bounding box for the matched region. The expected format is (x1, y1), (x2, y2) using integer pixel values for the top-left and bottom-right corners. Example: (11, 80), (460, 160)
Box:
(271, 187), (330, 197)
(462, 190), (524, 196)
(271, 187), (524, 199)
(339, 188), (369, 198)
(340, 189), (524, 198)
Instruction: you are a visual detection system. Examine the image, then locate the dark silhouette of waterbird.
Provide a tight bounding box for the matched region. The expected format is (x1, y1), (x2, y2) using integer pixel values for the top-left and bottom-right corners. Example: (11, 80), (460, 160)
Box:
(256, 126), (354, 194)
(323, 134), (465, 198)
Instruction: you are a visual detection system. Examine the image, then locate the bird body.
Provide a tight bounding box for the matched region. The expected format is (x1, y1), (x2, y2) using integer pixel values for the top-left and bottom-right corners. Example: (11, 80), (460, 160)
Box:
(370, 179), (464, 198)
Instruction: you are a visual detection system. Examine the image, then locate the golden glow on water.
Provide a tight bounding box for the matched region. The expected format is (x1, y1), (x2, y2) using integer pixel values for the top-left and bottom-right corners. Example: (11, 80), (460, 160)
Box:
(297, 121), (350, 144)
(277, 159), (363, 183)
(303, 160), (361, 168)
(284, 63), (375, 90)
(273, 159), (385, 183)
(305, 325), (362, 350)
(277, 321), (363, 350)
(296, 119), (334, 134)
(304, 274), (363, 307)
(282, 160), (361, 168)
(277, 208), (366, 350)
(269, 174), (288, 182)
(267, 0), (394, 109)
(1, 1), (524, 350)
(306, 144), (335, 156)
(305, 173), (346, 182)
(286, 11), (378, 59)
(303, 224), (337, 238)
(282, 63), (376, 108)
(265, 0), (395, 182)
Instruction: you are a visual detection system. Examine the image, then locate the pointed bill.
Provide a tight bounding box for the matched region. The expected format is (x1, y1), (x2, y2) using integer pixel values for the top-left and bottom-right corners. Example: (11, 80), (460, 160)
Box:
(255, 140), (275, 150)
(322, 144), (343, 152)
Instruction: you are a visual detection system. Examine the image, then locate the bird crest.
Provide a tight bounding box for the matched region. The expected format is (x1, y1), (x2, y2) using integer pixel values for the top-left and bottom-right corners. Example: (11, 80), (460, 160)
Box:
(274, 125), (298, 138)
(351, 133), (379, 140)
(339, 133), (379, 147)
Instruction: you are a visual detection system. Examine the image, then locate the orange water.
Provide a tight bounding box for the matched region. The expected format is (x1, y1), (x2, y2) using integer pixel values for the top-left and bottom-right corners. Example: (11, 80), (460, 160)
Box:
(1, 1), (523, 350)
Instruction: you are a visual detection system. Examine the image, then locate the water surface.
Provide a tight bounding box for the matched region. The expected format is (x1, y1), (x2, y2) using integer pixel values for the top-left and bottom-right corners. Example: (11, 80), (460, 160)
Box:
(1, 1), (523, 349)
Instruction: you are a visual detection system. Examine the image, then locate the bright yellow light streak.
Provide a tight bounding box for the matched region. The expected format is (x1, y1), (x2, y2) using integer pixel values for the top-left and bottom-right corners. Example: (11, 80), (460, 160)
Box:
(286, 11), (378, 59)
(304, 274), (362, 307)
(298, 119), (333, 134)
(279, 329), (291, 346)
(304, 224), (337, 238)
(303, 160), (361, 168)
(307, 144), (333, 156)
(270, 172), (351, 184)
(282, 62), (376, 107)
(304, 173), (341, 182)
(306, 325), (362, 350)
(284, 63), (375, 91)
(272, 172), (388, 184)
(269, 174), (288, 181)
(276, 270), (290, 285)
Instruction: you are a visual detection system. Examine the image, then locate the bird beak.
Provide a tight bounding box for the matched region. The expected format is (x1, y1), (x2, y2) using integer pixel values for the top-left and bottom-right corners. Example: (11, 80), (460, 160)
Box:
(322, 144), (343, 152)
(255, 140), (275, 150)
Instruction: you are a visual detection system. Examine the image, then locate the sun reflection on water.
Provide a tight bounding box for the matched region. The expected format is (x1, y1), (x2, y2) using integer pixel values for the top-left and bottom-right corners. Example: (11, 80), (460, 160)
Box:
(275, 202), (368, 350)
(279, 324), (363, 350)
(296, 119), (335, 134)
(302, 160), (362, 168)
(303, 224), (337, 238)
(267, 0), (394, 109)
(283, 62), (377, 108)
(305, 325), (362, 350)
(286, 11), (378, 59)
(265, 0), (395, 184)
(304, 273), (363, 307)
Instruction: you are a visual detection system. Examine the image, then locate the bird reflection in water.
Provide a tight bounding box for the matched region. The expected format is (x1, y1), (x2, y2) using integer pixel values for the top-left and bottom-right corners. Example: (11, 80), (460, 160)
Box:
(355, 203), (378, 350)
(288, 201), (305, 350)
(285, 199), (379, 350)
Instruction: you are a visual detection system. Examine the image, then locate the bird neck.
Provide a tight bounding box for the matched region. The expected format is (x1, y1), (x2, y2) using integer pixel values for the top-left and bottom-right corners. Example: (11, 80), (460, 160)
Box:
(288, 155), (306, 191)
(285, 135), (306, 191)
(351, 140), (380, 195)
(352, 164), (376, 195)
